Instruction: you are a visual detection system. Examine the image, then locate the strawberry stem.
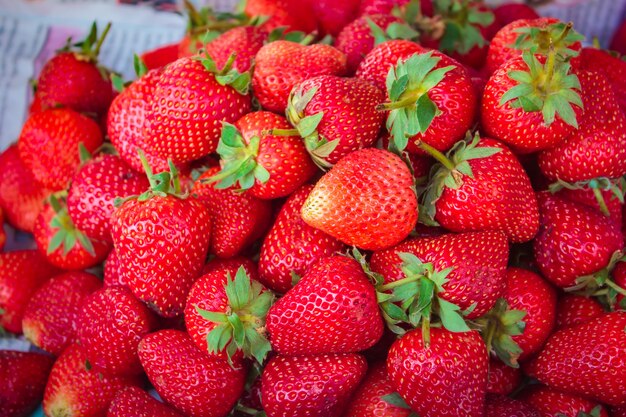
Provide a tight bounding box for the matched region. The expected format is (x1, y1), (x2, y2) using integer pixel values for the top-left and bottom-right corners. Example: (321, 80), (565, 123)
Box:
(416, 140), (455, 170)
(422, 317), (431, 347)
(300, 32), (317, 46)
(592, 187), (611, 217)
(379, 275), (422, 292)
(93, 22), (112, 58)
(264, 128), (300, 136)
(138, 149), (158, 190)
(605, 279), (626, 297)
(376, 94), (422, 111)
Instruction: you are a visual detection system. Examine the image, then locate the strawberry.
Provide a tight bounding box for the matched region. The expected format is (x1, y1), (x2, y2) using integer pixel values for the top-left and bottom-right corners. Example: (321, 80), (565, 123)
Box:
(261, 353), (367, 417)
(420, 135), (539, 243)
(487, 357), (522, 395)
(208, 111), (317, 199)
(244, 0), (317, 33)
(387, 327), (489, 417)
(533, 192), (623, 288)
(192, 167), (272, 258)
(18, 108), (104, 190)
(252, 41), (347, 114)
(614, 406), (626, 417)
(111, 156), (212, 317)
(0, 145), (52, 232)
(0, 208), (4, 250)
(492, 3), (540, 27)
(526, 312), (626, 406)
(138, 329), (246, 417)
(284, 75), (385, 167)
(43, 344), (140, 417)
(578, 47), (626, 114)
(139, 42), (179, 70)
(343, 362), (413, 417)
(0, 250), (59, 333)
(550, 177), (624, 224)
(36, 23), (114, 116)
(202, 256), (259, 277)
(259, 184), (346, 293)
(266, 255), (383, 355)
(205, 26), (268, 72)
(521, 386), (609, 417)
(22, 271), (102, 355)
(103, 249), (126, 288)
(77, 286), (157, 375)
(312, 0), (361, 37)
(485, 395), (540, 417)
(67, 154), (150, 243)
(301, 148), (417, 250)
(555, 294), (605, 330)
(0, 351), (55, 417)
(107, 386), (184, 417)
(144, 54), (252, 164)
(34, 197), (111, 270)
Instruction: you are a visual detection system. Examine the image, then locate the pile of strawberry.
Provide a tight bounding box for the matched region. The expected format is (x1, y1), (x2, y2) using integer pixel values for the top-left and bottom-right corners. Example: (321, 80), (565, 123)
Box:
(2, 0), (626, 416)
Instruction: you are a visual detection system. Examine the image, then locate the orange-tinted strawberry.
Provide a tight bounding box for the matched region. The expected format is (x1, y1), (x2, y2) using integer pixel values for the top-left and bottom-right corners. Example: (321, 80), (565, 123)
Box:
(555, 294), (605, 330)
(22, 272), (102, 355)
(487, 357), (522, 395)
(252, 41), (347, 113)
(140, 42), (179, 70)
(244, 0), (317, 33)
(521, 385), (609, 417)
(485, 395), (540, 417)
(301, 148), (417, 250)
(205, 26), (268, 72)
(107, 386), (184, 417)
(18, 108), (103, 190)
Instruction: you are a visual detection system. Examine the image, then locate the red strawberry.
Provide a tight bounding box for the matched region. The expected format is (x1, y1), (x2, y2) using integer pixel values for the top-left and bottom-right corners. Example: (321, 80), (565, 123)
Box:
(555, 294), (605, 330)
(138, 329), (246, 417)
(614, 406), (626, 417)
(192, 167), (271, 258)
(485, 395), (540, 417)
(492, 4), (540, 27)
(77, 286), (156, 375)
(202, 256), (259, 277)
(244, 0), (317, 33)
(0, 250), (59, 333)
(22, 271), (102, 355)
(103, 249), (126, 288)
(266, 255), (383, 355)
(526, 312), (626, 406)
(18, 108), (104, 190)
(487, 357), (522, 395)
(312, 0), (360, 37)
(578, 47), (626, 114)
(522, 385), (609, 417)
(144, 55), (252, 163)
(36, 23), (114, 116)
(43, 344), (140, 417)
(67, 154), (150, 243)
(550, 177), (624, 225)
(205, 26), (268, 72)
(261, 353), (367, 417)
(301, 148), (417, 250)
(358, 0), (412, 16)
(140, 42), (179, 70)
(107, 386), (184, 417)
(533, 192), (623, 288)
(285, 75), (385, 166)
(387, 327), (488, 417)
(0, 351), (55, 417)
(356, 40), (426, 91)
(259, 184), (346, 293)
(0, 145), (52, 232)
(252, 41), (347, 113)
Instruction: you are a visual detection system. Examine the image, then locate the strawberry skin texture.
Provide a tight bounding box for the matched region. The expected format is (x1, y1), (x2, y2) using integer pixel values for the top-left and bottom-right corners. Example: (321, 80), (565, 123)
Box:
(0, 351), (55, 417)
(533, 192), (623, 288)
(244, 0), (317, 33)
(107, 386), (184, 417)
(193, 167), (271, 258)
(205, 26), (268, 72)
(67, 155), (150, 243)
(22, 271), (102, 356)
(522, 386), (609, 417)
(202, 256), (260, 277)
(312, 0), (361, 37)
(140, 42), (179, 71)
(487, 357), (522, 395)
(358, 0), (412, 16)
(387, 328), (489, 417)
(259, 184), (346, 293)
(492, 4), (540, 27)
(103, 249), (126, 288)
(0, 208), (5, 250)
(435, 138), (539, 242)
(77, 286), (157, 375)
(138, 329), (246, 417)
(18, 108), (104, 190)
(555, 294), (605, 330)
(144, 57), (252, 163)
(485, 395), (540, 417)
(343, 361), (412, 417)
(252, 41), (348, 113)
(0, 250), (59, 333)
(261, 353), (367, 417)
(371, 231), (508, 318)
(578, 47), (626, 114)
(557, 185), (623, 225)
(43, 344), (140, 417)
(266, 255), (383, 355)
(301, 148), (417, 250)
(111, 195), (211, 317)
(527, 312), (626, 407)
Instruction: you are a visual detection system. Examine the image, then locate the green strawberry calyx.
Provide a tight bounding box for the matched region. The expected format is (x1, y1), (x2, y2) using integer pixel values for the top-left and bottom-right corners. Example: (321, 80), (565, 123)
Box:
(557, 406), (603, 417)
(431, 0), (495, 54)
(47, 194), (97, 257)
(513, 21), (584, 61)
(381, 393), (420, 417)
(194, 51), (251, 95)
(377, 51), (455, 154)
(183, 0), (252, 44)
(194, 266), (275, 366)
(549, 177), (625, 217)
(60, 21), (112, 64)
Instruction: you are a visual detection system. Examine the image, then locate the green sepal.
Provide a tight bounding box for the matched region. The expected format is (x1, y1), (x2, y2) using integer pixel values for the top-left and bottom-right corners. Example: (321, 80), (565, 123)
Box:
(381, 393), (412, 409)
(513, 22), (584, 60)
(193, 52), (251, 95)
(476, 298), (526, 368)
(46, 195), (97, 257)
(557, 405), (603, 417)
(290, 271), (302, 287)
(433, 0), (494, 54)
(111, 73), (126, 93)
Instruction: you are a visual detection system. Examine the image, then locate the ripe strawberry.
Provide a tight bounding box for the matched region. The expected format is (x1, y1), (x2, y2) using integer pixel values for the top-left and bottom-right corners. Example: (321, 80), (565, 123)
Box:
(107, 386), (184, 417)
(244, 0), (317, 33)
(261, 353), (367, 417)
(43, 344), (140, 417)
(492, 3), (540, 27)
(36, 23), (114, 116)
(0, 145), (52, 232)
(266, 255), (383, 355)
(22, 271), (102, 355)
(285, 75), (385, 166)
(487, 357), (522, 395)
(103, 249), (126, 288)
(138, 329), (246, 417)
(67, 154), (150, 243)
(259, 184), (346, 293)
(578, 47), (626, 114)
(205, 26), (268, 72)
(18, 108), (104, 190)
(555, 294), (605, 330)
(301, 148), (417, 250)
(387, 327), (488, 417)
(0, 351), (54, 417)
(312, 0), (360, 37)
(77, 286), (156, 375)
(357, 41), (426, 92)
(144, 55), (251, 163)
(0, 250), (59, 333)
(485, 395), (540, 417)
(192, 167), (271, 258)
(208, 111), (317, 199)
(202, 256), (259, 277)
(140, 42), (179, 70)
(522, 386), (609, 417)
(252, 41), (347, 114)
(550, 177), (624, 224)
(533, 192), (623, 288)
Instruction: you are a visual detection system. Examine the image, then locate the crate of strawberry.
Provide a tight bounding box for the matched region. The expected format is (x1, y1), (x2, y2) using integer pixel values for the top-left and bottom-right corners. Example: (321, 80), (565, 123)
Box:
(1, 1), (626, 417)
